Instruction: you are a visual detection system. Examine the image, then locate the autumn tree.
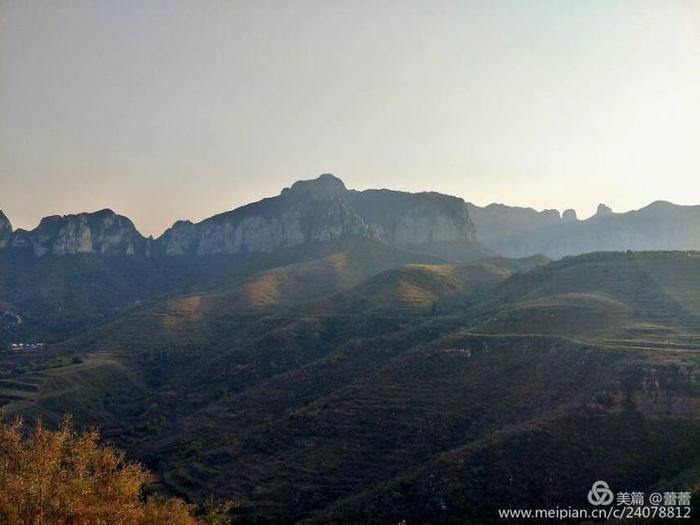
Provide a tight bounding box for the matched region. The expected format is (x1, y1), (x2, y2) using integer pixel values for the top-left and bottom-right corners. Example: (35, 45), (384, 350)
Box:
(0, 416), (198, 525)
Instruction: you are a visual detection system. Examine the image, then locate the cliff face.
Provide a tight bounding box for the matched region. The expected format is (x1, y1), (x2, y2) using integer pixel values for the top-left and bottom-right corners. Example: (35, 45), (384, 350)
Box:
(0, 175), (477, 259)
(158, 174), (477, 256)
(160, 194), (370, 257)
(7, 209), (147, 257)
(346, 189), (475, 247)
(0, 211), (11, 248)
(184, 196), (369, 256)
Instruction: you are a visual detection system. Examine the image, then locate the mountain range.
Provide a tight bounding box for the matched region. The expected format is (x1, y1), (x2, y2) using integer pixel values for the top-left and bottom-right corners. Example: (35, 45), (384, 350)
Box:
(1, 175), (700, 524)
(2, 174), (699, 260)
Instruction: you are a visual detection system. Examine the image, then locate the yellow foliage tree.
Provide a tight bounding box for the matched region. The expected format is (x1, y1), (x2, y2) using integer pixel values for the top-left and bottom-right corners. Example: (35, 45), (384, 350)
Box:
(0, 416), (198, 525)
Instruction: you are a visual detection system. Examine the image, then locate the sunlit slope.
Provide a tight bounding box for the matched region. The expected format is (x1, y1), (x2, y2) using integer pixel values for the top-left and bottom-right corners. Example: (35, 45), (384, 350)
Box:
(309, 255), (549, 317)
(219, 237), (446, 310)
(312, 263), (509, 316)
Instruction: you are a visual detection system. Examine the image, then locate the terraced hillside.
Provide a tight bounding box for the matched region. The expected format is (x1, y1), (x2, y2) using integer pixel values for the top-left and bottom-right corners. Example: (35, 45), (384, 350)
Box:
(0, 251), (699, 524)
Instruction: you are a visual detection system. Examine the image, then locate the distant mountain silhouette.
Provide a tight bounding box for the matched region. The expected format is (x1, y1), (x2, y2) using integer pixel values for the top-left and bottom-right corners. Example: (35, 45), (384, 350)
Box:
(468, 200), (700, 258)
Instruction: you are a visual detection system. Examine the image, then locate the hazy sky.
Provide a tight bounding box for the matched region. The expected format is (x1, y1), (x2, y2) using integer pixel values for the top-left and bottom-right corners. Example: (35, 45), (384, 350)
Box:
(1, 1), (699, 236)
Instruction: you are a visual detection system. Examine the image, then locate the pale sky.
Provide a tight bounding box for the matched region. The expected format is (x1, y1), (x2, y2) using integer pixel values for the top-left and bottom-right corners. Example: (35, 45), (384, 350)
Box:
(1, 0), (699, 236)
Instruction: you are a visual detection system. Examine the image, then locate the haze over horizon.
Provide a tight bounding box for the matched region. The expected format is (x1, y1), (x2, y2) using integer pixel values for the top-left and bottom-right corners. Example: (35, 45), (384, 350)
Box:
(2, 0), (699, 236)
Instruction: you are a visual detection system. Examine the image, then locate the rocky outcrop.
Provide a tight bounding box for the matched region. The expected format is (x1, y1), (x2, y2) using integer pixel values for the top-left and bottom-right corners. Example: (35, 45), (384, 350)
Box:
(0, 211), (11, 248)
(158, 174), (477, 256)
(7, 209), (147, 257)
(586, 365), (699, 419)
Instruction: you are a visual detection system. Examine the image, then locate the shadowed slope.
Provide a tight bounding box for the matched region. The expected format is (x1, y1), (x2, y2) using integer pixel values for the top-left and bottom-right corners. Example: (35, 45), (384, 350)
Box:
(1, 251), (699, 524)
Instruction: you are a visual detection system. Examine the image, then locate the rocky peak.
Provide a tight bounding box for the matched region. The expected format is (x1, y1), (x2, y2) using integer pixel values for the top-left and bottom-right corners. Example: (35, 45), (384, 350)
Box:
(14, 209), (147, 257)
(595, 204), (613, 217)
(282, 173), (347, 200)
(0, 210), (12, 248)
(562, 209), (577, 223)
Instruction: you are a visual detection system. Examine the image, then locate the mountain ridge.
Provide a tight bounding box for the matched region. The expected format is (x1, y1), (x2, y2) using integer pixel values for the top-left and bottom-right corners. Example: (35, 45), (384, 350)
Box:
(1, 174), (479, 259)
(2, 174), (699, 259)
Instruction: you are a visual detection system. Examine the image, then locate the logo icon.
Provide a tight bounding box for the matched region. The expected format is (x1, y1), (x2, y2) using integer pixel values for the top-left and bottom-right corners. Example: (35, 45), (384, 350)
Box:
(588, 480), (614, 506)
